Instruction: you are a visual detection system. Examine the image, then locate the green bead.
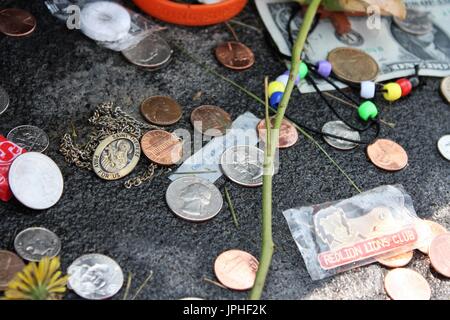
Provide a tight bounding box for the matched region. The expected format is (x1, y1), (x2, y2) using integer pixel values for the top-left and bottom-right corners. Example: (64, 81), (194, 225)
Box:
(358, 101), (378, 121)
(299, 61), (308, 79)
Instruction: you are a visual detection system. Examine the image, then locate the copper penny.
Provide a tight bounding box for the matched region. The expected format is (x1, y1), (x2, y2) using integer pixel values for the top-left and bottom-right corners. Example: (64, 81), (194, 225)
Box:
(0, 9), (36, 37)
(417, 220), (447, 254)
(0, 250), (25, 291)
(257, 117), (298, 149)
(366, 139), (408, 171)
(191, 105), (232, 137)
(384, 268), (431, 300)
(429, 233), (450, 278)
(215, 41), (255, 70)
(214, 249), (259, 291)
(377, 251), (413, 268)
(140, 96), (182, 126)
(141, 130), (182, 166)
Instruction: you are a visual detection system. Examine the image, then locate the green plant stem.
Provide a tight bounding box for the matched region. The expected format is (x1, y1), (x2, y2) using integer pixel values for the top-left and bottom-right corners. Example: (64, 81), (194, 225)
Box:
(224, 186), (239, 228)
(249, 0), (322, 300)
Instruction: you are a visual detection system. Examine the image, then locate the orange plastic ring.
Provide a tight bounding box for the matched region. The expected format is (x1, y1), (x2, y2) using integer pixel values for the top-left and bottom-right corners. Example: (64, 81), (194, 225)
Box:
(132, 0), (248, 26)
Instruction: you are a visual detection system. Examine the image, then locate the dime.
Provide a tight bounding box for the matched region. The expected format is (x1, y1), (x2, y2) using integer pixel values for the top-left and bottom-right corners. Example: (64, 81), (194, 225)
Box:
(191, 105), (232, 137)
(366, 139), (408, 171)
(68, 253), (124, 300)
(257, 117), (298, 149)
(393, 9), (432, 35)
(9, 152), (64, 210)
(92, 133), (140, 180)
(214, 249), (259, 291)
(377, 251), (413, 268)
(7, 125), (49, 152)
(0, 8), (36, 37)
(140, 96), (182, 126)
(122, 33), (173, 69)
(215, 41), (255, 70)
(327, 47), (379, 84)
(441, 77), (450, 103)
(0, 86), (9, 115)
(14, 227), (61, 262)
(220, 145), (265, 187)
(384, 268), (431, 300)
(437, 135), (450, 161)
(417, 220), (447, 254)
(429, 233), (450, 278)
(141, 130), (182, 166)
(321, 120), (360, 150)
(0, 250), (25, 291)
(166, 176), (223, 222)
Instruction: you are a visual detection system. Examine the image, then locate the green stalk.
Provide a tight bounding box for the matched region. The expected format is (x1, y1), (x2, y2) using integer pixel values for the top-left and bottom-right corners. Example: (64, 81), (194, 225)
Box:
(249, 0), (322, 300)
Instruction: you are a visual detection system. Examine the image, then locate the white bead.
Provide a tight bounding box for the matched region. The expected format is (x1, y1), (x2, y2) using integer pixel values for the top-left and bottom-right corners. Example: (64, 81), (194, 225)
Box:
(360, 81), (376, 99)
(275, 74), (289, 87)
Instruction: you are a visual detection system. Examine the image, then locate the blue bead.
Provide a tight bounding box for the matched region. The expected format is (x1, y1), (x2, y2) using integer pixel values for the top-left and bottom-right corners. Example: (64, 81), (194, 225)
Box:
(269, 91), (283, 109)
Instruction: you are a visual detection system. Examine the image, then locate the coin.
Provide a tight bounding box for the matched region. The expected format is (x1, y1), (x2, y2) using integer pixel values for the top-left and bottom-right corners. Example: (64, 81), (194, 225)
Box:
(92, 133), (140, 180)
(417, 220), (447, 254)
(377, 251), (413, 268)
(0, 8), (36, 37)
(220, 145), (265, 187)
(141, 130), (182, 166)
(321, 120), (361, 150)
(14, 227), (61, 262)
(214, 249), (259, 291)
(429, 233), (450, 278)
(122, 33), (173, 69)
(9, 152), (64, 210)
(166, 176), (223, 222)
(7, 125), (49, 152)
(366, 139), (408, 171)
(140, 96), (182, 126)
(327, 47), (379, 84)
(437, 135), (450, 161)
(441, 77), (450, 103)
(384, 268), (431, 300)
(0, 86), (9, 115)
(191, 105), (232, 137)
(68, 253), (124, 300)
(257, 117), (298, 149)
(393, 9), (432, 35)
(215, 41), (255, 70)
(0, 250), (25, 291)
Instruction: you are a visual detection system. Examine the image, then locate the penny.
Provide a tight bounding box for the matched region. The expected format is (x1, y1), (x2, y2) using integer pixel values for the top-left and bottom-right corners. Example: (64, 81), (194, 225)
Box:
(0, 86), (9, 115)
(321, 120), (360, 150)
(68, 253), (124, 300)
(140, 96), (182, 126)
(7, 125), (49, 152)
(417, 220), (447, 254)
(141, 130), (182, 166)
(437, 135), (450, 161)
(377, 251), (413, 268)
(0, 8), (36, 37)
(214, 249), (259, 291)
(122, 33), (173, 69)
(92, 133), (140, 180)
(220, 145), (265, 187)
(393, 9), (432, 35)
(441, 77), (450, 103)
(366, 139), (408, 171)
(257, 117), (298, 149)
(0, 250), (25, 291)
(429, 233), (450, 278)
(14, 227), (61, 262)
(384, 268), (431, 300)
(166, 176), (223, 222)
(327, 47), (379, 84)
(215, 41), (255, 70)
(191, 105), (232, 137)
(9, 152), (64, 210)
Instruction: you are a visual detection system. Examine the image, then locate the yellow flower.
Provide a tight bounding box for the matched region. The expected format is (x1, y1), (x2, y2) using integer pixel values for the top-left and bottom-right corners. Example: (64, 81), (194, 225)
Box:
(2, 256), (69, 300)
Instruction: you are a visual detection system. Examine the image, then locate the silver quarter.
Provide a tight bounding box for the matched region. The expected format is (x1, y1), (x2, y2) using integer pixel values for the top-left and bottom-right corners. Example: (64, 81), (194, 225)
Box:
(220, 145), (265, 187)
(68, 254), (124, 300)
(0, 86), (9, 115)
(393, 9), (432, 35)
(7, 125), (49, 152)
(166, 176), (223, 222)
(9, 152), (64, 210)
(14, 227), (61, 262)
(122, 33), (173, 69)
(322, 120), (360, 150)
(437, 134), (450, 161)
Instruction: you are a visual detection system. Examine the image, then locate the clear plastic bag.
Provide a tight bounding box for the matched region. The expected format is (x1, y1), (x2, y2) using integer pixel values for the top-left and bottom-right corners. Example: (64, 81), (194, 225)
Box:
(283, 185), (425, 280)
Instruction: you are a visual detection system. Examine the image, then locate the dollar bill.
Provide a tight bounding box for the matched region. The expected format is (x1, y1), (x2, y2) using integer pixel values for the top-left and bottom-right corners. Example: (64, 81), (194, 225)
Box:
(256, 0), (450, 93)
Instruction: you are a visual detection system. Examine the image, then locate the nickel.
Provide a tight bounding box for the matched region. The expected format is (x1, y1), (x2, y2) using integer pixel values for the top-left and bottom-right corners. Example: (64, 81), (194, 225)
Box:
(321, 120), (360, 150)
(191, 105), (232, 137)
(0, 8), (36, 37)
(122, 33), (172, 69)
(257, 117), (298, 149)
(140, 96), (182, 126)
(384, 268), (431, 300)
(0, 250), (25, 291)
(0, 86), (9, 115)
(7, 125), (49, 152)
(429, 233), (450, 278)
(441, 77), (450, 103)
(215, 41), (255, 70)
(14, 227), (61, 262)
(437, 134), (450, 161)
(366, 139), (408, 171)
(141, 130), (182, 166)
